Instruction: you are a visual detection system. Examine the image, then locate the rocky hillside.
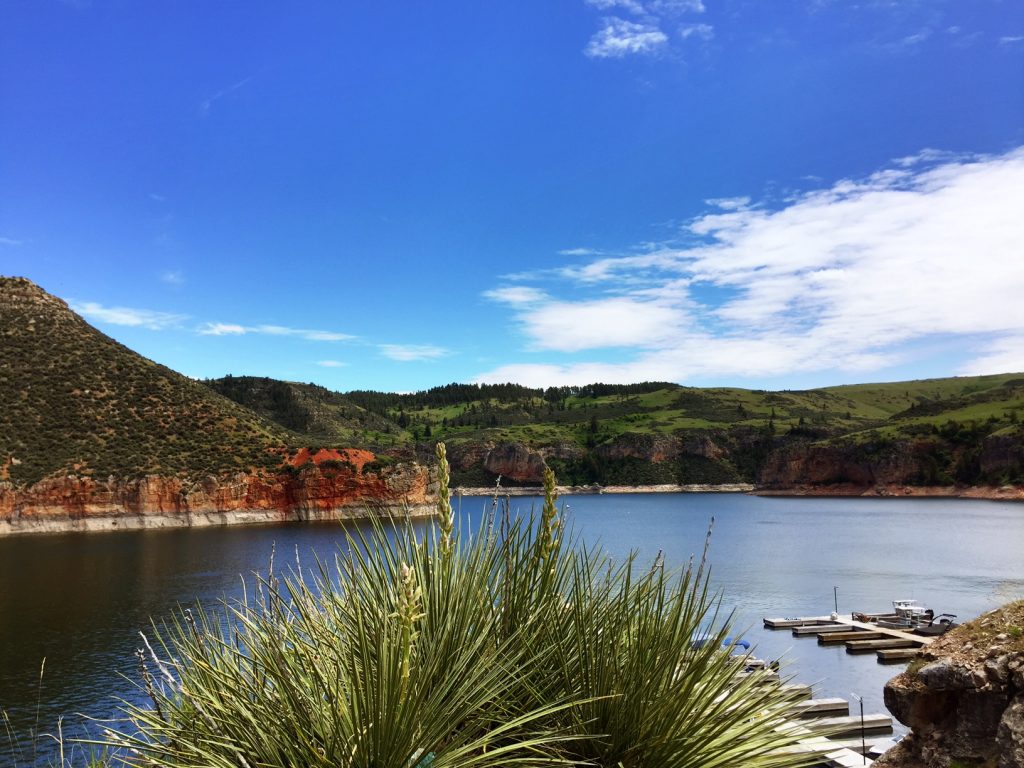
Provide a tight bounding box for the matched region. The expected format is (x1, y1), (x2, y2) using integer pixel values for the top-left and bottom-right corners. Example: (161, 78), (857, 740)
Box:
(0, 277), (430, 533)
(0, 276), (299, 484)
(209, 373), (1024, 491)
(876, 600), (1024, 768)
(205, 375), (404, 450)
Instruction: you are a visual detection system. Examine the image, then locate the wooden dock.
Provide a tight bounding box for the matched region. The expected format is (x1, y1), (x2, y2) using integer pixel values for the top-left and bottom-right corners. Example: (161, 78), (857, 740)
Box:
(846, 638), (918, 654)
(765, 612), (932, 663)
(817, 630), (887, 644)
(792, 697), (850, 718)
(793, 623), (854, 635)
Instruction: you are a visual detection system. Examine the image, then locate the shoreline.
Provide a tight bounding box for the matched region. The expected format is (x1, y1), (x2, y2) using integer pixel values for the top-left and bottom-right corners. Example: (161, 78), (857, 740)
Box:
(0, 504), (437, 538)
(454, 483), (756, 496)
(454, 482), (1024, 502)
(755, 483), (1024, 501)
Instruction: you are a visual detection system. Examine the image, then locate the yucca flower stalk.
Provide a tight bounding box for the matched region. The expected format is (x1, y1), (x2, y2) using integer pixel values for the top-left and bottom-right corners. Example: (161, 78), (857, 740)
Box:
(435, 442), (454, 559)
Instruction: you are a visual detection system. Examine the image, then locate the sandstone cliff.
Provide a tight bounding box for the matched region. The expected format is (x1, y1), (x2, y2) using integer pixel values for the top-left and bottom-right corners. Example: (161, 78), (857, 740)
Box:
(875, 601), (1024, 768)
(0, 450), (433, 536)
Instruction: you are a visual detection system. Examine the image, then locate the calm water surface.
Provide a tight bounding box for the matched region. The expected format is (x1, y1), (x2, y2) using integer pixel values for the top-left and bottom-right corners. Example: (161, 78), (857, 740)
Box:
(2, 493), (1022, 762)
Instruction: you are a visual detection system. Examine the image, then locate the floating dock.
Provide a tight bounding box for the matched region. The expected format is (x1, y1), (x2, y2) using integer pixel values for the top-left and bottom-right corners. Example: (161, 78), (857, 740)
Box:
(728, 657), (892, 766)
(764, 613), (931, 663)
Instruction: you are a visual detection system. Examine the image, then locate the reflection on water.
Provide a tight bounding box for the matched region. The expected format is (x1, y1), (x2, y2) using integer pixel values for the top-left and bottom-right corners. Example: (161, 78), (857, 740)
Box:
(1, 494), (1022, 762)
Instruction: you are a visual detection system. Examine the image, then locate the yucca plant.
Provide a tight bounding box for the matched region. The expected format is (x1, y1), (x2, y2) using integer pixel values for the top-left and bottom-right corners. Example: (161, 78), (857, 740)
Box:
(92, 443), (825, 767)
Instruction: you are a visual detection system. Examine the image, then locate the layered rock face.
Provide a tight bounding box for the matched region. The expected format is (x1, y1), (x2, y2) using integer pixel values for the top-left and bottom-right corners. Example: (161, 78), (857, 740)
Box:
(0, 460), (433, 535)
(448, 441), (584, 483)
(875, 601), (1024, 768)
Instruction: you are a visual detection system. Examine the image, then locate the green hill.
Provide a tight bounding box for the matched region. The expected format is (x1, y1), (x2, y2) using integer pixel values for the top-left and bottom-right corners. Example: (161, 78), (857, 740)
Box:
(0, 277), (299, 485)
(209, 374), (1024, 488)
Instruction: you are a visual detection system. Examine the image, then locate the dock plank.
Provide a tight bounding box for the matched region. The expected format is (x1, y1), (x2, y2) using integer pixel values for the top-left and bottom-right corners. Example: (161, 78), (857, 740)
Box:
(793, 624), (854, 636)
(804, 713), (893, 736)
(846, 638), (917, 653)
(818, 630), (888, 644)
(764, 616), (833, 629)
(792, 697), (850, 717)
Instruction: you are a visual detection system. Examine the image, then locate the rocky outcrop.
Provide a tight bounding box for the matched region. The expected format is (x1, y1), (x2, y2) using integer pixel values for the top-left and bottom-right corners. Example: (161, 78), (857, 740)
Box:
(758, 440), (927, 487)
(596, 433), (682, 463)
(875, 601), (1024, 768)
(0, 459), (433, 536)
(447, 441), (584, 484)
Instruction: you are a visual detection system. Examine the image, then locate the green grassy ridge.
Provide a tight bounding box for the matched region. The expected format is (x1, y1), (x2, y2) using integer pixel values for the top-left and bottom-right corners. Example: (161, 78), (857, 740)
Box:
(0, 277), (301, 485)
(208, 372), (1023, 453)
(204, 375), (407, 449)
(208, 370), (1024, 487)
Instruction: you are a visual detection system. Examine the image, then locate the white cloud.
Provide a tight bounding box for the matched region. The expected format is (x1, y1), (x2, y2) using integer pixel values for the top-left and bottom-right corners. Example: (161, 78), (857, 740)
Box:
(1000, 36), (1024, 45)
(679, 23), (714, 40)
(649, 0), (704, 13)
(0, 236), (23, 246)
(71, 302), (188, 330)
(316, 360), (347, 368)
(520, 298), (690, 352)
(585, 0), (645, 13)
(197, 322), (355, 341)
(483, 286), (549, 305)
(705, 196), (749, 210)
(559, 247), (601, 256)
(586, 17), (668, 58)
(475, 147), (1024, 386)
(961, 337), (1024, 377)
(379, 344), (450, 362)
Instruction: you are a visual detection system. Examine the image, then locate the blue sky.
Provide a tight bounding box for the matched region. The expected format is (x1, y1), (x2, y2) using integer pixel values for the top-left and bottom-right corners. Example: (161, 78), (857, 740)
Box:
(2, 0), (1022, 392)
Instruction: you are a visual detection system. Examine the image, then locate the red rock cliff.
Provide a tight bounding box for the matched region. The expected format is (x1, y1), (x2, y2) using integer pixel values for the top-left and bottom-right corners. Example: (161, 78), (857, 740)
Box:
(0, 455), (433, 535)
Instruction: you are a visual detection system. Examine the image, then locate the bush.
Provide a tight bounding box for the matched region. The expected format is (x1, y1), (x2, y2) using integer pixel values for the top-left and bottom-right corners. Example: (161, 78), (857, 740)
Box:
(96, 444), (822, 767)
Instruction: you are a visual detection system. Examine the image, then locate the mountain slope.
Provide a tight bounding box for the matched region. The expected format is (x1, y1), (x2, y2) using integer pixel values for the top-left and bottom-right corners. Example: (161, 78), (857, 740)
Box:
(204, 376), (404, 449)
(0, 277), (297, 484)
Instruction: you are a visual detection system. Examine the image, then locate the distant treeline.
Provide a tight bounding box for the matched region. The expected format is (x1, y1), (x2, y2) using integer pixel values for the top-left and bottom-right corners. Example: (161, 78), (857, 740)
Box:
(345, 381), (676, 415)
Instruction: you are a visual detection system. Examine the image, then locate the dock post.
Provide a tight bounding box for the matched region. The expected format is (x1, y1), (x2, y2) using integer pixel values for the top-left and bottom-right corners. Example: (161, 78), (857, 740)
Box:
(834, 586), (839, 615)
(850, 692), (866, 764)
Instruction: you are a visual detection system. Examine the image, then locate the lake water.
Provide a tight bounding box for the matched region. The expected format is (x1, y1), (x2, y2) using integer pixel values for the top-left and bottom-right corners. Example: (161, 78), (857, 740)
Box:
(2, 493), (1023, 763)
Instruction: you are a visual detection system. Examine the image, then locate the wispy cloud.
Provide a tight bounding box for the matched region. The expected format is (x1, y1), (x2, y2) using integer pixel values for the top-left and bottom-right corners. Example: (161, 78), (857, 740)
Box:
(0, 236), (24, 246)
(585, 17), (668, 58)
(585, 0), (645, 13)
(197, 322), (355, 341)
(704, 196), (750, 210)
(483, 286), (549, 305)
(379, 344), (450, 362)
(650, 0), (704, 12)
(317, 360), (347, 368)
(200, 76), (253, 115)
(477, 147), (1024, 387)
(71, 302), (189, 330)
(160, 270), (185, 285)
(582, 0), (705, 59)
(559, 247), (601, 256)
(999, 36), (1024, 46)
(900, 28), (931, 46)
(679, 23), (713, 40)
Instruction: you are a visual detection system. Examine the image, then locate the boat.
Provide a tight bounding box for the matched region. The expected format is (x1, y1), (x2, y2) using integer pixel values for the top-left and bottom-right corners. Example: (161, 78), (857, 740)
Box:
(912, 613), (958, 636)
(858, 600), (956, 634)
